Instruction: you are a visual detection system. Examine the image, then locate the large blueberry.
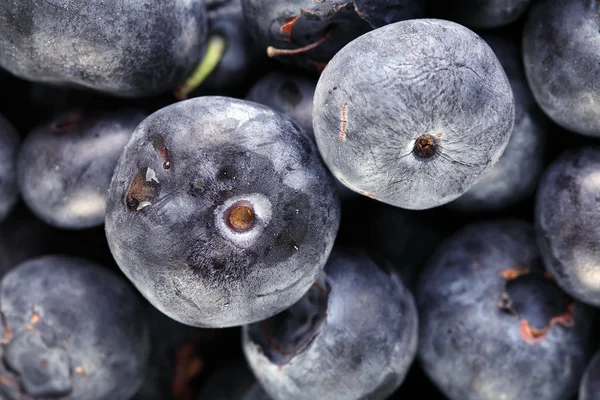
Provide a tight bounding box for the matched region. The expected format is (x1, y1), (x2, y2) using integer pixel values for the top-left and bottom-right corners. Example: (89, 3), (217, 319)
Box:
(18, 109), (146, 229)
(0, 113), (19, 223)
(0, 0), (207, 97)
(241, 0), (424, 71)
(105, 96), (340, 328)
(0, 255), (149, 400)
(428, 0), (533, 28)
(523, 0), (600, 137)
(535, 147), (600, 307)
(417, 220), (594, 400)
(450, 34), (546, 212)
(243, 249), (418, 400)
(313, 19), (514, 210)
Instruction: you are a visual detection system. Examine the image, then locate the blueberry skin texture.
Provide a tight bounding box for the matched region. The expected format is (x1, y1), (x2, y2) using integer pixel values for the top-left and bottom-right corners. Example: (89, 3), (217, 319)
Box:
(580, 349), (600, 400)
(241, 0), (424, 71)
(428, 0), (533, 29)
(243, 249), (418, 400)
(0, 0), (207, 97)
(523, 0), (600, 137)
(105, 96), (340, 328)
(246, 71), (316, 139)
(18, 109), (146, 230)
(450, 34), (546, 212)
(0, 114), (19, 223)
(313, 19), (515, 210)
(535, 147), (600, 307)
(417, 220), (594, 400)
(0, 255), (149, 400)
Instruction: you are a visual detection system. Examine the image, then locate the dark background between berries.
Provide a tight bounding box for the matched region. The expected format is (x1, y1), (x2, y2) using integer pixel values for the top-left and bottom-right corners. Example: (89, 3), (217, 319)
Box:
(0, 3), (598, 400)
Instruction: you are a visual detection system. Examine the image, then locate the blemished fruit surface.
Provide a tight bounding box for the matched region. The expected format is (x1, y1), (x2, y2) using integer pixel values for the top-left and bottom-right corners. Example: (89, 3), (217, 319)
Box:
(0, 4), (599, 400)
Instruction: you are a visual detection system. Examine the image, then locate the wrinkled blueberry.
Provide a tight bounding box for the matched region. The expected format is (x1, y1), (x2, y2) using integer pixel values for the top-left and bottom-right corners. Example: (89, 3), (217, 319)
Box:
(241, 0), (424, 71)
(0, 255), (149, 400)
(243, 249), (418, 400)
(313, 19), (514, 210)
(0, 0), (207, 97)
(580, 349), (600, 400)
(450, 34), (546, 212)
(0, 114), (19, 223)
(105, 96), (340, 328)
(535, 147), (600, 307)
(428, 0), (533, 29)
(417, 220), (594, 400)
(523, 0), (600, 137)
(18, 109), (146, 229)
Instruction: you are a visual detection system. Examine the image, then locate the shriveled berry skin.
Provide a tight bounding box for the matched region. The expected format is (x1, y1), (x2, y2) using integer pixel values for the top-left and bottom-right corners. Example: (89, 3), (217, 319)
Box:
(105, 96), (340, 328)
(18, 109), (146, 229)
(451, 34), (546, 212)
(243, 249), (418, 400)
(0, 255), (149, 400)
(0, 0), (207, 97)
(523, 0), (600, 137)
(241, 0), (424, 71)
(580, 349), (600, 400)
(535, 147), (600, 307)
(417, 221), (594, 400)
(0, 113), (19, 223)
(428, 0), (533, 29)
(313, 19), (514, 210)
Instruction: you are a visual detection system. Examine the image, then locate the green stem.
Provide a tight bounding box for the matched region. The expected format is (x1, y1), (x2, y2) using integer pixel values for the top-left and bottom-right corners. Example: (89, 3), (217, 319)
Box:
(174, 35), (227, 100)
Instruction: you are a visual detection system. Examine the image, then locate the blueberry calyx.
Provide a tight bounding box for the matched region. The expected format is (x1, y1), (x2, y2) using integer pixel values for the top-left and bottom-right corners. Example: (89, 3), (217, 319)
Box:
(413, 134), (438, 159)
(498, 268), (574, 344)
(226, 202), (256, 232)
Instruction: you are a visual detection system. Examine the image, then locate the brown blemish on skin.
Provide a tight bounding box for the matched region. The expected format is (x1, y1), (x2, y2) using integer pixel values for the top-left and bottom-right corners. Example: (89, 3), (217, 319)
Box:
(125, 171), (159, 211)
(338, 103), (348, 141)
(74, 366), (85, 374)
(0, 375), (17, 387)
(436, 132), (443, 138)
(360, 191), (376, 200)
(154, 136), (171, 170)
(1, 312), (12, 344)
(40, 359), (48, 366)
(267, 26), (334, 58)
(543, 272), (554, 280)
(281, 15), (300, 37)
(519, 303), (575, 344)
(30, 306), (40, 325)
(500, 268), (530, 281)
(227, 204), (255, 232)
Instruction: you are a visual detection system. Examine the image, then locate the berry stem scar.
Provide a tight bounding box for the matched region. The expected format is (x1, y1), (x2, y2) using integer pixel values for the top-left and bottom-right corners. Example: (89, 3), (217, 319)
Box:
(267, 26), (334, 58)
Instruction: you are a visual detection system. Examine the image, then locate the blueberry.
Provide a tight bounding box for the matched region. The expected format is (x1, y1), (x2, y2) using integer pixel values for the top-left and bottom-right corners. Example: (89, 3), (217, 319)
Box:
(523, 0), (600, 137)
(246, 71), (316, 138)
(105, 96), (340, 328)
(0, 113), (19, 223)
(0, 0), (207, 97)
(18, 109), (146, 229)
(580, 349), (600, 400)
(241, 0), (424, 71)
(417, 220), (594, 400)
(0, 255), (149, 400)
(312, 19), (515, 210)
(242, 383), (272, 400)
(450, 34), (547, 212)
(535, 147), (600, 307)
(243, 249), (418, 400)
(427, 0), (534, 29)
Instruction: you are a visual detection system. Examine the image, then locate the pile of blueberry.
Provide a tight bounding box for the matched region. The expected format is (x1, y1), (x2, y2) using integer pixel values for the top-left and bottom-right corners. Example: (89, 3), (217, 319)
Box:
(0, 0), (598, 399)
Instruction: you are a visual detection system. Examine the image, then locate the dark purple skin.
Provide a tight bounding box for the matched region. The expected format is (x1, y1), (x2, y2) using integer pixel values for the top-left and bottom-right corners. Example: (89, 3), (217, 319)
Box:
(312, 19), (514, 210)
(0, 0), (207, 97)
(427, 0), (533, 29)
(245, 71), (358, 201)
(196, 362), (256, 400)
(0, 255), (149, 400)
(18, 109), (147, 230)
(580, 349), (600, 400)
(194, 0), (265, 96)
(105, 96), (340, 328)
(523, 0), (600, 137)
(0, 113), (19, 223)
(241, 0), (425, 71)
(243, 249), (418, 400)
(450, 34), (547, 212)
(535, 147), (600, 307)
(417, 220), (594, 400)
